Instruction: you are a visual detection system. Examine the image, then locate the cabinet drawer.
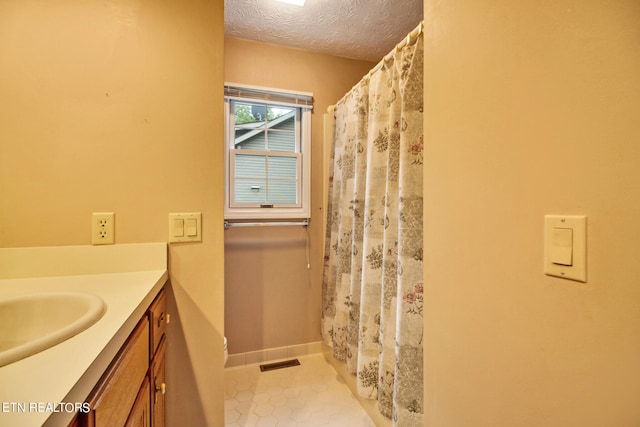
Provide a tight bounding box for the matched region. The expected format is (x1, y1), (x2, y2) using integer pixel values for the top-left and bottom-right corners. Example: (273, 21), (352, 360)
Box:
(149, 289), (166, 357)
(83, 319), (150, 427)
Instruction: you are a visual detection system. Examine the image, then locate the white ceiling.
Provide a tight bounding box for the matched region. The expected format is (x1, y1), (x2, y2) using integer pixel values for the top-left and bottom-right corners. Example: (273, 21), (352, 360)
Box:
(224, 0), (424, 62)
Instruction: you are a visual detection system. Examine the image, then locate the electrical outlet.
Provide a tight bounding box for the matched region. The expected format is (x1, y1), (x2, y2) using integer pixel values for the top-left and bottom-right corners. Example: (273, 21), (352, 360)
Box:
(92, 212), (115, 245)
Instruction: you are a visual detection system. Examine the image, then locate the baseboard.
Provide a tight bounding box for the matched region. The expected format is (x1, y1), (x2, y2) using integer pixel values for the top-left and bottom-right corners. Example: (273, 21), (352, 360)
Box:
(225, 341), (323, 368)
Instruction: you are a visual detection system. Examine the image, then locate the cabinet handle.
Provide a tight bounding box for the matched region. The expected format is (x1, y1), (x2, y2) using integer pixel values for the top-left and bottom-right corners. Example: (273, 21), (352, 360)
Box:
(154, 377), (166, 403)
(157, 312), (165, 328)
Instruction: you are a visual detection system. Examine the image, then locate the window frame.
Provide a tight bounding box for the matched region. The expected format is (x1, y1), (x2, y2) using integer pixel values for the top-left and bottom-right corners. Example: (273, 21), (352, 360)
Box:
(224, 83), (312, 220)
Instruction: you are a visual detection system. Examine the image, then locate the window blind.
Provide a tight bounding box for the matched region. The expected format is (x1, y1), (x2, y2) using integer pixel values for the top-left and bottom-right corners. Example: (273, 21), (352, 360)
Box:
(225, 83), (313, 110)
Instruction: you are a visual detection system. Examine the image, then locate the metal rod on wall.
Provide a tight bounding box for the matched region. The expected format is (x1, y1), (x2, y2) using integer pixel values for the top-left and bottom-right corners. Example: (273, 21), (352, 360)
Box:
(224, 220), (309, 229)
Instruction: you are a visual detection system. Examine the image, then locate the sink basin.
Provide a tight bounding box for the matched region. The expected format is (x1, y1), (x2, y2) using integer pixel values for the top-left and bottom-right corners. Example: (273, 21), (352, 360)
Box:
(0, 291), (105, 367)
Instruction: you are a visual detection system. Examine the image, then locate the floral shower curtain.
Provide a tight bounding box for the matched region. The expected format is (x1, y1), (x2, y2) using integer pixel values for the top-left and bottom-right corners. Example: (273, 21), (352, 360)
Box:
(322, 26), (424, 426)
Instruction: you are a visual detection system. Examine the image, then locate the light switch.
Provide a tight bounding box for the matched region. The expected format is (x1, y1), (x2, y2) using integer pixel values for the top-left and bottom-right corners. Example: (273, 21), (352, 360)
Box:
(169, 212), (202, 243)
(186, 218), (197, 236)
(550, 227), (573, 266)
(174, 219), (185, 237)
(544, 215), (587, 282)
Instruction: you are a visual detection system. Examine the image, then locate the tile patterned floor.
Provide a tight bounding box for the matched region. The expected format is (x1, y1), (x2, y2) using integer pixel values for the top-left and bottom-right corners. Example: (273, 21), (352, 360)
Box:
(224, 354), (376, 427)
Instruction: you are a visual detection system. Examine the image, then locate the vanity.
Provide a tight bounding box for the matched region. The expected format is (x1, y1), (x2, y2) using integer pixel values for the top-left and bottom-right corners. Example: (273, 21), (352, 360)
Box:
(73, 288), (166, 427)
(0, 243), (168, 427)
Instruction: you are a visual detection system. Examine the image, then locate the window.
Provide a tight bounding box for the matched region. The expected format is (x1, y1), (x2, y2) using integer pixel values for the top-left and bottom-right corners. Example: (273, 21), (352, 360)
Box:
(224, 84), (313, 220)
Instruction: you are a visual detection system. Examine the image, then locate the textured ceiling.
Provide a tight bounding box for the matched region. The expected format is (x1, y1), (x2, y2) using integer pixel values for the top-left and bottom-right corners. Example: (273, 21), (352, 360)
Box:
(224, 0), (423, 62)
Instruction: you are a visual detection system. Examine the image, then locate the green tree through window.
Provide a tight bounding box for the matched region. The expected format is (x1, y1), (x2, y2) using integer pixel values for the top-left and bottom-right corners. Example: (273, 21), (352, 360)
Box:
(234, 104), (289, 125)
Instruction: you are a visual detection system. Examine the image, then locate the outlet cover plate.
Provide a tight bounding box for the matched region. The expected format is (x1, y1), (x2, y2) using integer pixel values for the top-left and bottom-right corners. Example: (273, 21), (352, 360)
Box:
(92, 212), (115, 245)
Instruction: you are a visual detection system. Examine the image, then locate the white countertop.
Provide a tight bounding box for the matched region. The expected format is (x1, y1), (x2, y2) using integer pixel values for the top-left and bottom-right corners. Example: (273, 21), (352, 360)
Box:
(0, 243), (167, 427)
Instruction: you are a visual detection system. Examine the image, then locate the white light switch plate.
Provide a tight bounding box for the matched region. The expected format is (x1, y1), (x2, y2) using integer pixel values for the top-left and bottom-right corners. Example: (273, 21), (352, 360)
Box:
(169, 213), (202, 243)
(544, 215), (587, 282)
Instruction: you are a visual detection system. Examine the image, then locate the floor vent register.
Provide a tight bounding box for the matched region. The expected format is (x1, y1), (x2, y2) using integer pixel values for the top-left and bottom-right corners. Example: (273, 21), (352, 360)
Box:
(259, 358), (301, 372)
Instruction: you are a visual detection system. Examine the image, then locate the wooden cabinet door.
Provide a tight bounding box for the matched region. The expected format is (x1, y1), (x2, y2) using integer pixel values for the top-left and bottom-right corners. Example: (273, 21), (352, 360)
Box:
(125, 377), (151, 427)
(81, 319), (150, 427)
(151, 337), (166, 427)
(68, 414), (80, 427)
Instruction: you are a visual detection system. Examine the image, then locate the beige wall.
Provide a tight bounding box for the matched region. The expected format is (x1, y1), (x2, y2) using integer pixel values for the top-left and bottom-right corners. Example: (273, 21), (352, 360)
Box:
(423, 1), (640, 426)
(224, 37), (375, 354)
(0, 1), (225, 425)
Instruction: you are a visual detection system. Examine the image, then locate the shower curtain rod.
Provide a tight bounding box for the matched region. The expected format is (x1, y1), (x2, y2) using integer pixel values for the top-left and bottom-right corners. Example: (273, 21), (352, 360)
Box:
(328, 20), (424, 114)
(224, 220), (309, 229)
